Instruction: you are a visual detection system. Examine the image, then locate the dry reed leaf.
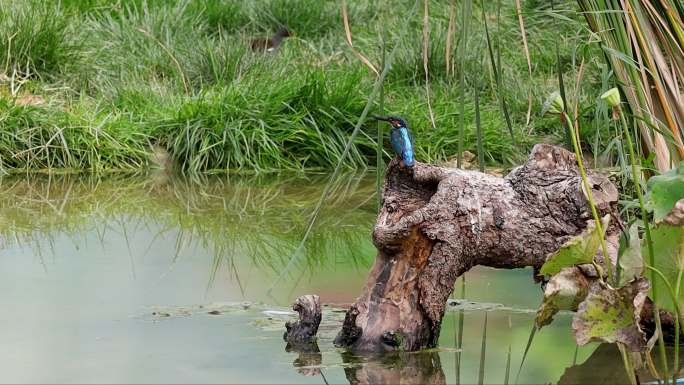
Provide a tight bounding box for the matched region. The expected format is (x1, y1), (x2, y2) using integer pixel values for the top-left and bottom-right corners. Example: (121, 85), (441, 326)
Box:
(641, 4), (684, 135)
(341, 0), (379, 76)
(624, 1), (684, 159)
(341, 0), (353, 46)
(423, 0), (436, 129)
(621, 1), (671, 170)
(138, 28), (189, 96)
(573, 57), (586, 140)
(446, 0), (456, 77)
(515, 0), (533, 126)
(580, 0), (684, 170)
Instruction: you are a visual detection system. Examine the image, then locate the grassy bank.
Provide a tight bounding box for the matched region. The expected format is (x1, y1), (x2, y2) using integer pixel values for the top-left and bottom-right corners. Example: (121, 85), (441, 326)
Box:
(0, 0), (605, 172)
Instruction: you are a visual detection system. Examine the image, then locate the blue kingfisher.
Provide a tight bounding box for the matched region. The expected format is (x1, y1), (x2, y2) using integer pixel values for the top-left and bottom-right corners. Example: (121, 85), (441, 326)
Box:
(373, 115), (415, 168)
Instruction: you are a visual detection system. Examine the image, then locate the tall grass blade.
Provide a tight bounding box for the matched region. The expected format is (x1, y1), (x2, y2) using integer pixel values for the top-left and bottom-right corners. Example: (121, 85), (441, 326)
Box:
(481, 0), (516, 145)
(376, 26), (387, 209)
(266, 0), (420, 297)
(457, 0), (472, 168)
(138, 28), (189, 95)
(455, 276), (466, 385)
(514, 0), (533, 126)
(446, 0), (456, 77)
(550, 1), (572, 149)
(341, 0), (379, 76)
(475, 75), (484, 172)
(515, 325), (537, 385)
(504, 344), (511, 385)
(675, 270), (683, 383)
(618, 343), (638, 385)
(320, 370), (330, 385)
(615, 96), (670, 382)
(572, 58), (587, 138)
(477, 312), (488, 385)
(423, 0), (436, 129)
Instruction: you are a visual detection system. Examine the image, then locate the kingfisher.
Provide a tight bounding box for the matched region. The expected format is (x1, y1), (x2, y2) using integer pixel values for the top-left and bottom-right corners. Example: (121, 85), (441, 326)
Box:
(373, 115), (415, 168)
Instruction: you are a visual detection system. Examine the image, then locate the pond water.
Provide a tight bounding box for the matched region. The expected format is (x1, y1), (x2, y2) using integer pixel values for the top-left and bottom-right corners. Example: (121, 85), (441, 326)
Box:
(0, 171), (633, 384)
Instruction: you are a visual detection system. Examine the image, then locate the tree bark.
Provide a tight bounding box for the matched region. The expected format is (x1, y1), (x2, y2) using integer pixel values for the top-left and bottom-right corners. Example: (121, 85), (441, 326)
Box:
(334, 144), (620, 352)
(284, 295), (322, 348)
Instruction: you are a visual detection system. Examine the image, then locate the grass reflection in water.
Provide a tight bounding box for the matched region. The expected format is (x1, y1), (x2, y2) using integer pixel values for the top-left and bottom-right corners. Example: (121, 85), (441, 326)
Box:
(0, 171), (377, 301)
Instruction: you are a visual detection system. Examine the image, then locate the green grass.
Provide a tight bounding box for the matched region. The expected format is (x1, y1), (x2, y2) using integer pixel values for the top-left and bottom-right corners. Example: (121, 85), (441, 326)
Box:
(0, 0), (607, 172)
(0, 1), (80, 79)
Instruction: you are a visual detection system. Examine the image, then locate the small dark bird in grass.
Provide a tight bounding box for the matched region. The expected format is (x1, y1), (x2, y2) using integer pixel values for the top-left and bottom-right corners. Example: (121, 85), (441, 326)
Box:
(373, 115), (415, 168)
(250, 26), (292, 52)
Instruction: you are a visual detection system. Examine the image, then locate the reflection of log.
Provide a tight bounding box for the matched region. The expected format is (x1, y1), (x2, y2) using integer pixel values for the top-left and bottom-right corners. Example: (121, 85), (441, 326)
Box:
(341, 351), (445, 385)
(286, 343), (322, 377)
(557, 344), (630, 384)
(558, 342), (684, 384)
(334, 144), (621, 352)
(284, 295), (322, 347)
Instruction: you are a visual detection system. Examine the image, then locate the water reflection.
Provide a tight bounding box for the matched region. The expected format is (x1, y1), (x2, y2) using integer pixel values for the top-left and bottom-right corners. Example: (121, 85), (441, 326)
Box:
(0, 171), (376, 304)
(279, 303), (626, 385)
(340, 351), (445, 385)
(289, 343), (631, 385)
(285, 342), (323, 377)
(286, 342), (447, 385)
(0, 172), (639, 383)
(557, 344), (630, 384)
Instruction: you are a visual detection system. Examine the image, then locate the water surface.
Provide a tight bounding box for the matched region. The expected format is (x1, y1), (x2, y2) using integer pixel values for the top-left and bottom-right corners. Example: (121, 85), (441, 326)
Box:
(0, 172), (630, 383)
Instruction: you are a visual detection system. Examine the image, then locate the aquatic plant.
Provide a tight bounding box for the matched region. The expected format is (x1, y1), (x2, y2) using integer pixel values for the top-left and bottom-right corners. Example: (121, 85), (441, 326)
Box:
(577, 0), (684, 172)
(531, 87), (684, 384)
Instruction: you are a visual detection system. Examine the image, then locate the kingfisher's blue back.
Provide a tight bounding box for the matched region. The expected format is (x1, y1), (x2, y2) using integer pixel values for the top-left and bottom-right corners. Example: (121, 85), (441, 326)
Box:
(390, 126), (415, 167)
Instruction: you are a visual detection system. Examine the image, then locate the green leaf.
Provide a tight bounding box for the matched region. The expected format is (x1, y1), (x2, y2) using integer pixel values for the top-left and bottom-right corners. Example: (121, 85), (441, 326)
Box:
(648, 224), (684, 314)
(618, 224), (643, 286)
(572, 278), (649, 352)
(540, 216), (610, 276)
(646, 162), (684, 223)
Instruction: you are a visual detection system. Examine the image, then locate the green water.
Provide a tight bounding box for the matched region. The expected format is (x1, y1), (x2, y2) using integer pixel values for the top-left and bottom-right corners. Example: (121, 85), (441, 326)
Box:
(0, 172), (631, 384)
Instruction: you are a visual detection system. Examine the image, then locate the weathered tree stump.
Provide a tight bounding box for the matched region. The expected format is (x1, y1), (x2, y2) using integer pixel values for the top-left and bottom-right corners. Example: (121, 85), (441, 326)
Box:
(284, 295), (322, 349)
(334, 144), (621, 352)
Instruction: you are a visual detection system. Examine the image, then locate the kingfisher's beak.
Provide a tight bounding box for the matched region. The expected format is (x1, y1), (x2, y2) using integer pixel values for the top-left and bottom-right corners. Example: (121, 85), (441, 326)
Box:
(372, 115), (390, 121)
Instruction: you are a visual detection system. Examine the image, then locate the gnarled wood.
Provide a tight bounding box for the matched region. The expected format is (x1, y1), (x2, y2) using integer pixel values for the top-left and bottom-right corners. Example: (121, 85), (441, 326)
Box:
(284, 295), (322, 348)
(334, 144), (621, 352)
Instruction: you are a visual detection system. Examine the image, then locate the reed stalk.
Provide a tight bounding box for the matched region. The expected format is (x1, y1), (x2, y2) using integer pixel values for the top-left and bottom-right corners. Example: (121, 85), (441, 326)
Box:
(615, 98), (669, 382)
(266, 0), (420, 296)
(481, 0), (515, 145)
(457, 0), (472, 168)
(564, 113), (613, 283)
(578, 0), (684, 172)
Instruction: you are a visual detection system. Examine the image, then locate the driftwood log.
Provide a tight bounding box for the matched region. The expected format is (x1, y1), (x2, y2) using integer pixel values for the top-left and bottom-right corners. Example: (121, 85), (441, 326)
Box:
(333, 144), (622, 352)
(284, 295), (322, 349)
